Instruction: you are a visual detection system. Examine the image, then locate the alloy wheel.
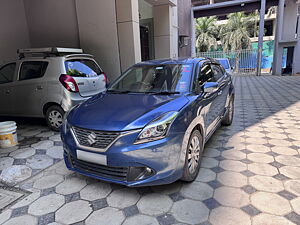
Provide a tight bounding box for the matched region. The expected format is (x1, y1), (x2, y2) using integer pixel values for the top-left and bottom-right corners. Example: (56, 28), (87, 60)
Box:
(48, 110), (63, 129)
(188, 135), (201, 174)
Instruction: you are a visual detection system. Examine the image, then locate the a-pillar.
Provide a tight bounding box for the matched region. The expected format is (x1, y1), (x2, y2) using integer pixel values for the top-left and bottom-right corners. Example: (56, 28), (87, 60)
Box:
(153, 2), (178, 59)
(116, 0), (141, 71)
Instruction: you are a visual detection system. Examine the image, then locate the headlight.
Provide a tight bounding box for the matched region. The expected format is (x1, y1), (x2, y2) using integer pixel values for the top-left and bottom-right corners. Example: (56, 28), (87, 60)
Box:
(135, 111), (178, 144)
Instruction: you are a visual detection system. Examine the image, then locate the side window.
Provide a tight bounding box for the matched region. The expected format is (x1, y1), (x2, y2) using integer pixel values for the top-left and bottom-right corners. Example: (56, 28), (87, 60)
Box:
(211, 64), (224, 81)
(0, 63), (16, 84)
(199, 63), (214, 86)
(19, 61), (48, 81)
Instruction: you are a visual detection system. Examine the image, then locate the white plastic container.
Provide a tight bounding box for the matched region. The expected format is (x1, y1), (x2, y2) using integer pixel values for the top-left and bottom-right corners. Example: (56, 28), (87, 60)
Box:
(0, 121), (18, 148)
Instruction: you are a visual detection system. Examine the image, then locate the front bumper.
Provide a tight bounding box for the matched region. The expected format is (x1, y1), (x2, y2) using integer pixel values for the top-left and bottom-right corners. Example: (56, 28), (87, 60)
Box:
(61, 128), (185, 186)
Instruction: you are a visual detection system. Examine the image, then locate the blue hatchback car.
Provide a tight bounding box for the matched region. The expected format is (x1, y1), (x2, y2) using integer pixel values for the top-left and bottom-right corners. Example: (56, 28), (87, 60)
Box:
(61, 58), (234, 186)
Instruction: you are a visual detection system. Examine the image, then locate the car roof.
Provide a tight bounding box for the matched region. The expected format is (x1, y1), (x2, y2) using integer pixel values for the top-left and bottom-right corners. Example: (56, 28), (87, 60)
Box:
(135, 57), (214, 66)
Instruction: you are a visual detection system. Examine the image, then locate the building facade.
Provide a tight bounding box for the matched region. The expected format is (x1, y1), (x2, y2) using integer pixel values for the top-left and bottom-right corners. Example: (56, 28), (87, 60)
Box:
(0, 0), (192, 81)
(192, 0), (300, 75)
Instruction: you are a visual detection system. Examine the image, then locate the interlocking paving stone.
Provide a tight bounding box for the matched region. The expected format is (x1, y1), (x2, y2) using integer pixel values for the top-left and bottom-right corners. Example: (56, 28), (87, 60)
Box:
(278, 190), (298, 200)
(209, 206), (251, 225)
(202, 198), (221, 210)
(214, 186), (250, 207)
(65, 192), (81, 203)
(253, 213), (296, 225)
(137, 193), (172, 216)
(2, 214), (37, 225)
(33, 174), (64, 189)
(86, 207), (125, 225)
(123, 205), (139, 217)
(90, 198), (108, 211)
(40, 187), (56, 197)
(10, 205), (28, 218)
(241, 205), (261, 216)
(251, 192), (292, 216)
(169, 192), (185, 202)
(171, 199), (209, 224)
(0, 165), (32, 184)
(122, 214), (158, 225)
(37, 212), (55, 225)
(107, 188), (139, 209)
(1, 76), (300, 225)
(285, 212), (300, 225)
(28, 194), (64, 216)
(181, 182), (213, 201)
(56, 200), (92, 224)
(156, 214), (177, 225)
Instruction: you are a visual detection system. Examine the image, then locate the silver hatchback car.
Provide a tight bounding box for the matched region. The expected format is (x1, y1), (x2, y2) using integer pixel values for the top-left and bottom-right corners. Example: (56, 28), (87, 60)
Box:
(0, 47), (107, 131)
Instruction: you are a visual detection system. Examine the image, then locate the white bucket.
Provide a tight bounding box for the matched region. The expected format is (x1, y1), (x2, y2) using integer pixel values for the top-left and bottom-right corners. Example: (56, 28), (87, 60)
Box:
(0, 121), (18, 148)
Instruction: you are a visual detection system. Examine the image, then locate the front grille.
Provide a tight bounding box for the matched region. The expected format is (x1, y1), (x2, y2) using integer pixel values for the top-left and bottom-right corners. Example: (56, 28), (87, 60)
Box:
(72, 126), (120, 149)
(70, 155), (128, 181)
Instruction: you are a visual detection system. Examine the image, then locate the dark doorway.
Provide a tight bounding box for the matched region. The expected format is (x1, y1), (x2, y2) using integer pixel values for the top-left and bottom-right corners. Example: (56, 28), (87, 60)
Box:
(282, 46), (294, 75)
(140, 25), (150, 61)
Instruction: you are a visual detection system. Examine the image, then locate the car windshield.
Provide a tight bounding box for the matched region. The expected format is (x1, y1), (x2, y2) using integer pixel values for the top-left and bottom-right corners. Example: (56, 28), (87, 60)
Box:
(217, 59), (230, 69)
(108, 64), (192, 94)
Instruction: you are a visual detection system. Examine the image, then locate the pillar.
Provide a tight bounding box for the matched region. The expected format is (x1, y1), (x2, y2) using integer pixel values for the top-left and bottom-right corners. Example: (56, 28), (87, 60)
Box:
(116, 0), (141, 71)
(153, 3), (178, 59)
(256, 0), (266, 76)
(272, 0), (285, 75)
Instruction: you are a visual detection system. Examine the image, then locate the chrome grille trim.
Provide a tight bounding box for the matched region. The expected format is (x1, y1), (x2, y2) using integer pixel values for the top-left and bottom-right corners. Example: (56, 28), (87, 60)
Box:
(73, 126), (120, 149)
(70, 127), (141, 153)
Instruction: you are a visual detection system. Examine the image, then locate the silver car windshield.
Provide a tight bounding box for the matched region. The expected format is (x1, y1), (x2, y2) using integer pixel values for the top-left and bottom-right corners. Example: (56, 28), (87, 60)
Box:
(108, 64), (192, 94)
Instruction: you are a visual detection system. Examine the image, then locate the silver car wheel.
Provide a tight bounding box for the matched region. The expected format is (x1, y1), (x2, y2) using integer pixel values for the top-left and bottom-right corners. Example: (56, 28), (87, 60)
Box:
(188, 135), (201, 174)
(48, 110), (63, 128)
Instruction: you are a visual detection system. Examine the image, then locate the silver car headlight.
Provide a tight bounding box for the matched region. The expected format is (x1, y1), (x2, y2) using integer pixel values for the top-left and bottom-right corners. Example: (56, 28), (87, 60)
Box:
(135, 111), (178, 144)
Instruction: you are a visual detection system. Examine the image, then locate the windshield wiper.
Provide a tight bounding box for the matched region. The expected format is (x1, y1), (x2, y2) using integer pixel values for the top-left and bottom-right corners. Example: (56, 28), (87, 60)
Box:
(106, 90), (131, 94)
(150, 91), (180, 95)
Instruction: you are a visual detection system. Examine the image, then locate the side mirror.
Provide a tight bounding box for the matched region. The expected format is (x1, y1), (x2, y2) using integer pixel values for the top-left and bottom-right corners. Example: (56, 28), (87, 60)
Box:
(203, 82), (219, 94)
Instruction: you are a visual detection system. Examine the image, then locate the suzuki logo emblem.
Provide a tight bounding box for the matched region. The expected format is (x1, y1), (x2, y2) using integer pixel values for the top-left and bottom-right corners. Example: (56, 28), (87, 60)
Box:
(87, 132), (97, 145)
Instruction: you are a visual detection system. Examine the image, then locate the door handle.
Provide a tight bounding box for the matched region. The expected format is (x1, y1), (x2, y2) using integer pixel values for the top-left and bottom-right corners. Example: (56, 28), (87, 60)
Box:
(5, 90), (10, 94)
(36, 85), (43, 90)
(218, 90), (223, 96)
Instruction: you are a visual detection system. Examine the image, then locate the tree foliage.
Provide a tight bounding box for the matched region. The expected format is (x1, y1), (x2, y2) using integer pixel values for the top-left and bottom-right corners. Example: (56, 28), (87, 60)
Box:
(195, 16), (218, 52)
(220, 12), (253, 51)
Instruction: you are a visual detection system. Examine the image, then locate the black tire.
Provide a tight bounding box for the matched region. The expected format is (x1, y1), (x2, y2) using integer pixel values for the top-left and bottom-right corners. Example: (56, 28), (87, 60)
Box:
(222, 97), (234, 126)
(45, 105), (65, 131)
(181, 130), (204, 182)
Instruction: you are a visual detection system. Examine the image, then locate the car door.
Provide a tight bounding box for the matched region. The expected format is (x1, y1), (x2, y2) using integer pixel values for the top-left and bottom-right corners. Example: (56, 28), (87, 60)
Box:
(192, 62), (219, 136)
(13, 60), (48, 116)
(211, 64), (230, 117)
(0, 63), (17, 115)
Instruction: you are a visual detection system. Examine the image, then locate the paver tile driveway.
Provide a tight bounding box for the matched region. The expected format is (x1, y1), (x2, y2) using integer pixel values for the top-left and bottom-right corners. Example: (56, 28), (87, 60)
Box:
(0, 76), (300, 225)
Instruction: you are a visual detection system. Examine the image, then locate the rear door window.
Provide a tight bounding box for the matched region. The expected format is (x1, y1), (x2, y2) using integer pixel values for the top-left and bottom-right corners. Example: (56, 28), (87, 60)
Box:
(65, 59), (102, 77)
(19, 61), (48, 80)
(0, 63), (16, 84)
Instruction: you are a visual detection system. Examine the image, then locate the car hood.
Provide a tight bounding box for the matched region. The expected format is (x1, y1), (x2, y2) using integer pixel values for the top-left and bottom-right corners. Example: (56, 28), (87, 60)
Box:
(67, 92), (189, 131)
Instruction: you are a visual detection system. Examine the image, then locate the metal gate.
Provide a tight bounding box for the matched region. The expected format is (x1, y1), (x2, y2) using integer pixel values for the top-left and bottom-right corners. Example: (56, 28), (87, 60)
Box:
(197, 49), (259, 75)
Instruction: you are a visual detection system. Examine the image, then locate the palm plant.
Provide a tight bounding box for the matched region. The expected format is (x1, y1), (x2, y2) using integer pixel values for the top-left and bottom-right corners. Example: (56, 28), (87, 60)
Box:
(195, 16), (218, 52)
(220, 12), (253, 72)
(220, 12), (252, 51)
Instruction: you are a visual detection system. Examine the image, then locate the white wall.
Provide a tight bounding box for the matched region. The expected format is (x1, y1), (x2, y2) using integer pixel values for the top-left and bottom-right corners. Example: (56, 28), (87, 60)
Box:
(23, 0), (80, 48)
(0, 0), (30, 65)
(75, 0), (121, 80)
